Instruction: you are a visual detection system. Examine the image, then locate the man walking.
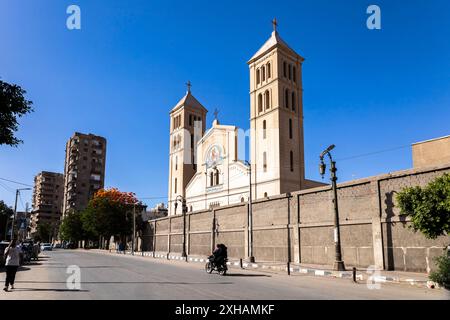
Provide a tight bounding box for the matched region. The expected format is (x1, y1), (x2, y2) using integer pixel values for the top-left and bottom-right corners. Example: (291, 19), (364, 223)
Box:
(3, 239), (22, 292)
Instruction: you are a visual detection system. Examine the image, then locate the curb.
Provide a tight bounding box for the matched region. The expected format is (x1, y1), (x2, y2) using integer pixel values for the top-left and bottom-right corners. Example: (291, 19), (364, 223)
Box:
(105, 250), (436, 289)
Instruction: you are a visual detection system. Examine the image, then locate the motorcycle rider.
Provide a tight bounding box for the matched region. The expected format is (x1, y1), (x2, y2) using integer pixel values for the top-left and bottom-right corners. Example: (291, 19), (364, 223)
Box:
(211, 243), (227, 267)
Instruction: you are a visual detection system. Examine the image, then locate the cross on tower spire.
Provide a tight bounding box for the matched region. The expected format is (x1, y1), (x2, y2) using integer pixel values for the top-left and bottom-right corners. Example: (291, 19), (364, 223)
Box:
(213, 108), (219, 120)
(272, 18), (278, 32)
(186, 80), (192, 93)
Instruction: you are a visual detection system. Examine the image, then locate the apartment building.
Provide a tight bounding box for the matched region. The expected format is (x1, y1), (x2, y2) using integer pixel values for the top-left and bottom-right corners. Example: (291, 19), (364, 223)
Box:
(62, 132), (107, 216)
(30, 171), (64, 236)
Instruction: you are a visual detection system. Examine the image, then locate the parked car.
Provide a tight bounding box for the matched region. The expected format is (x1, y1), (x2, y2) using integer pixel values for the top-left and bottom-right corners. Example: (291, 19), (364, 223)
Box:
(53, 243), (61, 249)
(41, 243), (52, 251)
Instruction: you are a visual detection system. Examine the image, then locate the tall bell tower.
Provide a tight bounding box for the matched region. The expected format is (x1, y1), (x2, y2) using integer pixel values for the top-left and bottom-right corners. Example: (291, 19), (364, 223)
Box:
(248, 19), (306, 199)
(168, 82), (207, 215)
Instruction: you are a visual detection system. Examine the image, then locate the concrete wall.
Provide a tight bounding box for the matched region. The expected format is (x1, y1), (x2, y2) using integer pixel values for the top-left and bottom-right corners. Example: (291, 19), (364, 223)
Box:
(143, 164), (450, 272)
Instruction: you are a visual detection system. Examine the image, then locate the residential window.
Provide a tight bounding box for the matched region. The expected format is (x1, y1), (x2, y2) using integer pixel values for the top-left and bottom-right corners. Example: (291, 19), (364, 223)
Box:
(292, 92), (296, 112)
(285, 89), (289, 108)
(290, 151), (294, 172)
(289, 119), (292, 139)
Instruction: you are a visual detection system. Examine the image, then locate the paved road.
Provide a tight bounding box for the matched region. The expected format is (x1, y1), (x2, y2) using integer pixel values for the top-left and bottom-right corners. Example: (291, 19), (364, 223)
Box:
(0, 250), (448, 300)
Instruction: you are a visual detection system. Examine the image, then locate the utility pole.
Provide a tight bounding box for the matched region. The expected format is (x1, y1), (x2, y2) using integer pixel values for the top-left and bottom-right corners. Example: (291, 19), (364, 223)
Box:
(245, 160), (255, 263)
(11, 188), (31, 241)
(174, 195), (187, 259)
(11, 190), (19, 241)
(132, 203), (136, 255)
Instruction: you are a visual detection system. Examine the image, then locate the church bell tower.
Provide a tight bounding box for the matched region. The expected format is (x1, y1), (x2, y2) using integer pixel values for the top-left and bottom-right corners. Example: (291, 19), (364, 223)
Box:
(168, 82), (207, 215)
(248, 19), (306, 199)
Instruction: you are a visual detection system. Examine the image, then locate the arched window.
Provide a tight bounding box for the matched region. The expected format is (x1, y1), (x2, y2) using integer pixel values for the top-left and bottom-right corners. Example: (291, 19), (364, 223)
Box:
(215, 169), (220, 185)
(264, 90), (270, 109)
(264, 192), (268, 198)
(256, 69), (260, 85)
(258, 93), (263, 113)
(263, 152), (267, 172)
(292, 92), (296, 112)
(290, 151), (294, 172)
(267, 62), (271, 78)
(261, 65), (266, 82)
(289, 64), (292, 80)
(283, 61), (287, 78)
(285, 89), (289, 108)
(210, 172), (214, 186)
(241, 197), (245, 203)
(293, 66), (297, 83)
(190, 206), (193, 212)
(263, 120), (266, 139)
(289, 119), (292, 139)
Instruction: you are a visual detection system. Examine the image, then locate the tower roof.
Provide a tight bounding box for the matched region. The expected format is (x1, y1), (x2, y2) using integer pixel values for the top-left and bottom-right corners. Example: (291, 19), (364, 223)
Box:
(170, 91), (208, 114)
(247, 30), (304, 64)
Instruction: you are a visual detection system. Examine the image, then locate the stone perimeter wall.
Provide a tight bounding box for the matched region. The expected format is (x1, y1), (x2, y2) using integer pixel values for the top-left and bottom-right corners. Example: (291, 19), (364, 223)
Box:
(142, 164), (450, 272)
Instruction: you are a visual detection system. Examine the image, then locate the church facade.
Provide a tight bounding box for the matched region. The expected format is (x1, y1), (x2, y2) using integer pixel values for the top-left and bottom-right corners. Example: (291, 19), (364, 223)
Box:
(167, 22), (324, 216)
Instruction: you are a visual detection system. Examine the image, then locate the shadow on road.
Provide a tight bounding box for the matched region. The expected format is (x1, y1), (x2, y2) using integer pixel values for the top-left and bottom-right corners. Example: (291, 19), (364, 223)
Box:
(225, 273), (271, 277)
(16, 280), (234, 285)
(11, 288), (89, 293)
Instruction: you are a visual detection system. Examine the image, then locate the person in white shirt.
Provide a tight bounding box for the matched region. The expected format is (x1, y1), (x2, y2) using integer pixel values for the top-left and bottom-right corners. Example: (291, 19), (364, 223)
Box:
(3, 239), (22, 292)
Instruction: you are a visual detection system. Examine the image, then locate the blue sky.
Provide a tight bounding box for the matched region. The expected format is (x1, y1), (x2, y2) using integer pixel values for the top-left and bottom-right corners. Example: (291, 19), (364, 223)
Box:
(1, 0), (449, 209)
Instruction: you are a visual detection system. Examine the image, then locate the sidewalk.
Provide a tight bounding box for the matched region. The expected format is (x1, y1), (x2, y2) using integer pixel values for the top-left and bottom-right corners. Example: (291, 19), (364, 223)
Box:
(90, 249), (441, 290)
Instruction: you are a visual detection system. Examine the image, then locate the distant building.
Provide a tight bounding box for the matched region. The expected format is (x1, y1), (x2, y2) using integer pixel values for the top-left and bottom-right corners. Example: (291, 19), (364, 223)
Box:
(62, 132), (107, 217)
(412, 135), (450, 168)
(31, 171), (64, 237)
(141, 203), (168, 221)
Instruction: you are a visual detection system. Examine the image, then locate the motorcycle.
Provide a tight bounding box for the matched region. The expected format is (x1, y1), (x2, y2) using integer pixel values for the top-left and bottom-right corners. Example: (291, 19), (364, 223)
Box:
(205, 255), (228, 275)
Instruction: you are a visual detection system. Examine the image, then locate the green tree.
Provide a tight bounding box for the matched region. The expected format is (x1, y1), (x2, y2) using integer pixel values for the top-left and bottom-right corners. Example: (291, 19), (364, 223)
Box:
(0, 80), (33, 146)
(34, 222), (52, 243)
(59, 211), (84, 243)
(0, 200), (14, 240)
(396, 173), (450, 239)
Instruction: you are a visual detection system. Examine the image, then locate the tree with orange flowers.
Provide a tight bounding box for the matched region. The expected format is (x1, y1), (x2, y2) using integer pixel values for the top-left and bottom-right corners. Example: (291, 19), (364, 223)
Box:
(80, 188), (144, 248)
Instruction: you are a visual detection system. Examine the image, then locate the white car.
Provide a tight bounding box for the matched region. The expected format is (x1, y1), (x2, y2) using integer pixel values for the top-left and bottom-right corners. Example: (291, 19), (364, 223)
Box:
(41, 243), (52, 251)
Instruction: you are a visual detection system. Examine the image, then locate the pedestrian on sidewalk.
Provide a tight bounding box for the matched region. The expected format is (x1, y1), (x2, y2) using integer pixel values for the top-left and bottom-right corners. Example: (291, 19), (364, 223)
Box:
(3, 239), (22, 292)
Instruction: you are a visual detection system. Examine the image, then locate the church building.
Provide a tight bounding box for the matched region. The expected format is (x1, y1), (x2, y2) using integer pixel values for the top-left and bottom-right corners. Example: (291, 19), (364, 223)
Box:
(167, 21), (324, 216)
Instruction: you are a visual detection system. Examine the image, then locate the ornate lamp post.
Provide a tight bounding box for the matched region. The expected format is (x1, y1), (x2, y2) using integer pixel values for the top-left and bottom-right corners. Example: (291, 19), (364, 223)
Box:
(319, 145), (345, 271)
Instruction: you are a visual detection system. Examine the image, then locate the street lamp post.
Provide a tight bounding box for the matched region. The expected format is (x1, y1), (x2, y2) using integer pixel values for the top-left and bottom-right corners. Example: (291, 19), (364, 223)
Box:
(132, 203), (136, 255)
(244, 160), (255, 263)
(174, 195), (187, 260)
(319, 145), (345, 271)
(11, 188), (32, 241)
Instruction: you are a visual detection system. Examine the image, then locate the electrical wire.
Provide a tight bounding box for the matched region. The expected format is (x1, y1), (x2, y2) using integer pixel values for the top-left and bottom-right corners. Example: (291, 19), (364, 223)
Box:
(0, 177), (33, 187)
